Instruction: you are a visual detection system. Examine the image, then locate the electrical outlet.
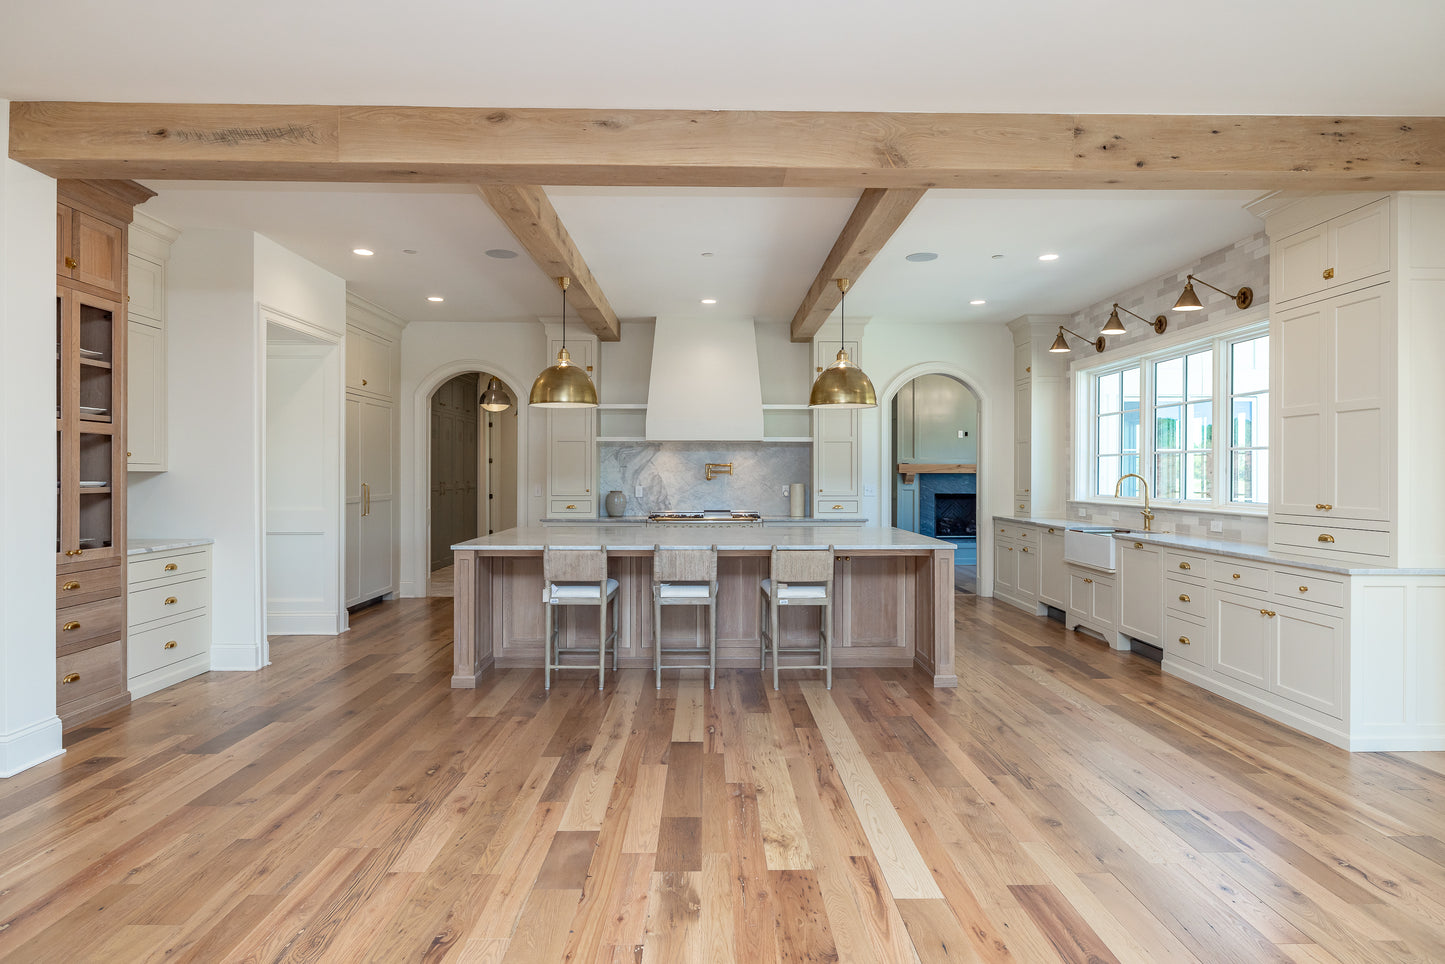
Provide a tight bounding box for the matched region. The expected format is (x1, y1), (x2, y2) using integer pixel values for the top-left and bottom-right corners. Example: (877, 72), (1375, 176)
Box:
(1110, 510), (1120, 520)
(783, 485), (791, 496)
(1210, 520), (1224, 533)
(863, 484), (876, 497)
(957, 429), (964, 438)
(1077, 507), (1087, 517)
(635, 484), (644, 497)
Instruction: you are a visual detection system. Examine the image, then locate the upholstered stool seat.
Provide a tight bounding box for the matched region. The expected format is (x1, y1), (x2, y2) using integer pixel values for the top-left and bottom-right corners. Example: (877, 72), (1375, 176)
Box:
(543, 548), (619, 691)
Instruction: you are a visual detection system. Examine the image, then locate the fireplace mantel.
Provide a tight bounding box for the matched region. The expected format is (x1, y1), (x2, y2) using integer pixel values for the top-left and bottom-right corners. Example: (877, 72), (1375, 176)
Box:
(897, 463), (977, 485)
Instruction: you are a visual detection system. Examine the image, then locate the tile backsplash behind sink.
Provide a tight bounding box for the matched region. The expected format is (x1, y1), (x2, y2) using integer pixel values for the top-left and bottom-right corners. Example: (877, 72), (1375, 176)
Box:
(1065, 502), (1267, 544)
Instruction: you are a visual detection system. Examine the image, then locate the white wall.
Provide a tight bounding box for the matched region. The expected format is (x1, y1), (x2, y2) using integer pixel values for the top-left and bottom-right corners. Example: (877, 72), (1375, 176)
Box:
(0, 100), (65, 777)
(399, 320), (546, 596)
(129, 230), (344, 668)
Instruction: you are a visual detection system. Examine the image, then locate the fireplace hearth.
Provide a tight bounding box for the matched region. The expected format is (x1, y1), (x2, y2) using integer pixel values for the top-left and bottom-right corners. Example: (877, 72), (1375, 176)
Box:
(935, 493), (976, 538)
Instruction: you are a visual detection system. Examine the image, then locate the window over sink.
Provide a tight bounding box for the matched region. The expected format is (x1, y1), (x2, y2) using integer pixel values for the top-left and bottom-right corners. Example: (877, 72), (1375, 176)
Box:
(1076, 316), (1269, 512)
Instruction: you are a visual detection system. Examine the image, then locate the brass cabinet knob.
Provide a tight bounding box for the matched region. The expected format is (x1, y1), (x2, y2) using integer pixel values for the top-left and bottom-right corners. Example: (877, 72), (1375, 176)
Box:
(1048, 527), (1055, 533)
(164, 563), (178, 571)
(62, 581), (80, 591)
(127, 451), (132, 458)
(164, 640), (178, 649)
(1232, 573), (1241, 579)
(62, 672), (80, 684)
(1179, 593), (1190, 602)
(1178, 562), (1191, 570)
(62, 621), (81, 631)
(361, 378), (367, 385)
(64, 256), (78, 270)
(1021, 547), (1029, 553)
(1018, 503), (1025, 509)
(1299, 586), (1309, 593)
(1178, 636), (1191, 646)
(1315, 503), (1333, 510)
(1007, 547), (1013, 552)
(1318, 534), (1335, 544)
(1323, 267), (1335, 280)
(164, 596), (178, 605)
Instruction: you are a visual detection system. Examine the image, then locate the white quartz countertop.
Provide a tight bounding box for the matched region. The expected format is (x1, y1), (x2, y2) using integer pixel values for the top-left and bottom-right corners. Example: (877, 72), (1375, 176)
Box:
(993, 515), (1445, 576)
(454, 525), (952, 552)
(127, 538), (214, 555)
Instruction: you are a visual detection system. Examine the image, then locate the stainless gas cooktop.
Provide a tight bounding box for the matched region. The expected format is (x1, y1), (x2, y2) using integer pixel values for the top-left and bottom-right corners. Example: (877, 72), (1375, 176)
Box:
(647, 510), (762, 525)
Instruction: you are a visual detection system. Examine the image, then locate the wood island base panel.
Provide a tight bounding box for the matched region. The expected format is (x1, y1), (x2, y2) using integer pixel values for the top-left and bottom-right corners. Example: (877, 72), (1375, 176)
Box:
(452, 525), (957, 688)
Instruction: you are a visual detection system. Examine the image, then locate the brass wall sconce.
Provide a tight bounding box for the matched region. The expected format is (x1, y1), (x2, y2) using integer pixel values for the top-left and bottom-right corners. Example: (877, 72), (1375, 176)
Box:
(1101, 303), (1167, 336)
(705, 462), (733, 481)
(1048, 325), (1106, 354)
(1173, 274), (1254, 312)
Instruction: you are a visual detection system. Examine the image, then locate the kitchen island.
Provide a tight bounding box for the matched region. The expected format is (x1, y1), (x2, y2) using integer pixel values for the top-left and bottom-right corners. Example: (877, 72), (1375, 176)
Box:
(451, 525), (956, 688)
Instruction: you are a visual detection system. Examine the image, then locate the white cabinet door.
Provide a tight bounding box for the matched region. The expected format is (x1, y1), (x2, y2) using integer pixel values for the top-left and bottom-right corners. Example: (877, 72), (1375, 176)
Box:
(994, 539), (1017, 597)
(1274, 222), (1330, 304)
(548, 408), (595, 516)
(1014, 381), (1031, 503)
(1274, 198), (1390, 304)
(345, 394), (396, 605)
(1038, 528), (1067, 609)
(1016, 544), (1040, 599)
(1212, 593), (1270, 689)
(813, 338), (861, 517)
(127, 320), (166, 471)
(1274, 300), (1329, 517)
(1273, 605), (1343, 717)
(346, 327), (395, 399)
(1116, 541), (1161, 645)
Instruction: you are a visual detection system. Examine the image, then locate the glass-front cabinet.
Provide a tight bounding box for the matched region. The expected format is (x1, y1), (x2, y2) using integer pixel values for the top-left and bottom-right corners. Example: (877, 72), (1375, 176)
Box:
(56, 286), (123, 565)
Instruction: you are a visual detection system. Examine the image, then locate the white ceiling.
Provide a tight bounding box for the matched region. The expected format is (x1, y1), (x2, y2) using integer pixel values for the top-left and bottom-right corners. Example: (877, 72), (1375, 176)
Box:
(4, 0), (1437, 330)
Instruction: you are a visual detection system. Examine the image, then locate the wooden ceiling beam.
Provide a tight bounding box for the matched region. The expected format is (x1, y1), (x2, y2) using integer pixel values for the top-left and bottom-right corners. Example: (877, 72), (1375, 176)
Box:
(10, 103), (1445, 190)
(477, 184), (621, 342)
(790, 188), (926, 342)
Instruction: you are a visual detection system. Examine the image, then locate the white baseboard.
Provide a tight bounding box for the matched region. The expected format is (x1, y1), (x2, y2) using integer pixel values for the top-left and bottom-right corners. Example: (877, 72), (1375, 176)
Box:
(210, 640), (265, 671)
(399, 578), (420, 598)
(128, 654), (210, 700)
(266, 611), (342, 636)
(0, 715), (64, 778)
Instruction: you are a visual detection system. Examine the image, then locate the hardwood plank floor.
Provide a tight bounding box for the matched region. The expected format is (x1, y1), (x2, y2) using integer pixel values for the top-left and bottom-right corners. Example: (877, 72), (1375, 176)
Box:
(3, 594), (1444, 962)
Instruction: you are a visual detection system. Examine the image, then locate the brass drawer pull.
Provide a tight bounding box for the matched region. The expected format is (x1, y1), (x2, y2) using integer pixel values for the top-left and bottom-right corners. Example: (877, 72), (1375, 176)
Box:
(1083, 577), (1093, 584)
(164, 640), (178, 650)
(1178, 593), (1190, 603)
(164, 596), (178, 605)
(1178, 562), (1191, 570)
(565, 504), (576, 510)
(1178, 636), (1191, 646)
(1021, 547), (1029, 553)
(164, 563), (179, 571)
(1323, 267), (1334, 280)
(833, 505), (844, 510)
(62, 621), (81, 631)
(62, 581), (81, 591)
(1260, 609), (1277, 617)
(62, 672), (80, 684)
(1299, 586), (1309, 593)
(1318, 534), (1335, 544)
(64, 256), (78, 270)
(65, 549), (84, 557)
(1018, 503), (1025, 510)
(1315, 503), (1333, 510)
(1232, 573), (1241, 579)
(1048, 527), (1055, 533)
(1133, 542), (1143, 549)
(361, 378), (368, 386)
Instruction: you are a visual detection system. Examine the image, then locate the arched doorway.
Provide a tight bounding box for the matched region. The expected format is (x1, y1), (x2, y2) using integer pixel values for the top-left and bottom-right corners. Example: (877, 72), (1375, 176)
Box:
(426, 370), (518, 597)
(892, 372), (981, 593)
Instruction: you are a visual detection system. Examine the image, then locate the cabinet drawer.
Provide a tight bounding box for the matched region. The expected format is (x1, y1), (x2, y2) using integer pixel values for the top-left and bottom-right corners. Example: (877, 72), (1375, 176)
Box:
(1165, 578), (1206, 619)
(1273, 570), (1345, 608)
(129, 613), (209, 678)
(1273, 520), (1390, 558)
(57, 565), (125, 607)
(1009, 526), (1035, 543)
(549, 499), (593, 516)
(1012, 498), (1030, 516)
(1165, 550), (1208, 578)
(130, 575), (208, 626)
(819, 500), (859, 514)
(129, 548), (208, 585)
(57, 638), (124, 708)
(1163, 612), (1205, 666)
(56, 596), (124, 656)
(1212, 560), (1271, 594)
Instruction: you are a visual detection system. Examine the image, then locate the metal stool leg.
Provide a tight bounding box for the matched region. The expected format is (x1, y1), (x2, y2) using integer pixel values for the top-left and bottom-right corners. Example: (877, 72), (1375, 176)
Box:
(708, 591), (717, 690)
(544, 598), (553, 691)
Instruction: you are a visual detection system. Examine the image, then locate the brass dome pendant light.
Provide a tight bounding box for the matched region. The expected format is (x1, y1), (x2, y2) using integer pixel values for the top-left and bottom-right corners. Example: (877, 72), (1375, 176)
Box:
(479, 376), (513, 412)
(528, 276), (598, 408)
(808, 278), (877, 408)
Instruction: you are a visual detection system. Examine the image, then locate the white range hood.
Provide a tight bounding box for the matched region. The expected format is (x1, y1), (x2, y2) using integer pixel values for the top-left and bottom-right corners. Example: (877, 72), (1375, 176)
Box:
(645, 316), (765, 441)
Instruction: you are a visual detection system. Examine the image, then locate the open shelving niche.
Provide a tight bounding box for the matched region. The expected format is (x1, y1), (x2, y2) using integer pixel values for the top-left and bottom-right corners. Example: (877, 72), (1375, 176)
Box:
(595, 402), (813, 443)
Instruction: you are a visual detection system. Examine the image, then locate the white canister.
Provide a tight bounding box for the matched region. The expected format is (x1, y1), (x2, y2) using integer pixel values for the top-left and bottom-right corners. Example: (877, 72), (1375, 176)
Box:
(789, 483), (805, 518)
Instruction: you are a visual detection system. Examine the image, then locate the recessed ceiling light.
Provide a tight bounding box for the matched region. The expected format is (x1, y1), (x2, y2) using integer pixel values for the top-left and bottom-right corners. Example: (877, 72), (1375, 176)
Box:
(905, 252), (938, 262)
(701, 298), (717, 305)
(402, 249), (418, 255)
(427, 296), (444, 302)
(352, 248), (374, 257)
(991, 254), (1004, 260)
(700, 252), (715, 258)
(970, 299), (986, 306)
(485, 249), (518, 259)
(1038, 253), (1060, 261)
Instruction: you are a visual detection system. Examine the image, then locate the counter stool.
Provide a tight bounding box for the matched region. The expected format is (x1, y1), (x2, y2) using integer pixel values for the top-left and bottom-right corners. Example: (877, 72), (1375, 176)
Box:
(652, 544), (719, 690)
(759, 545), (835, 690)
(543, 547), (619, 691)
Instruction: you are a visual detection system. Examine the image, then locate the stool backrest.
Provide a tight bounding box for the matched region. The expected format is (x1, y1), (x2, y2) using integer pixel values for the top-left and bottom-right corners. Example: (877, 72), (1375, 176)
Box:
(770, 547), (834, 585)
(653, 545), (717, 584)
(544, 547), (608, 583)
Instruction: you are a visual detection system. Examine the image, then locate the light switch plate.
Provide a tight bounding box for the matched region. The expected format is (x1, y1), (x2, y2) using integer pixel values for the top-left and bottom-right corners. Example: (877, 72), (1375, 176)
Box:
(863, 484), (876, 496)
(1210, 520), (1224, 533)
(532, 484), (542, 498)
(635, 484), (644, 496)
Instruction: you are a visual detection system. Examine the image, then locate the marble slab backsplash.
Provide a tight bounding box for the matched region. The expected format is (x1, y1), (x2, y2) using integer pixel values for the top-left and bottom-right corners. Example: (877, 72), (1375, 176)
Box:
(1065, 502), (1268, 544)
(599, 442), (811, 516)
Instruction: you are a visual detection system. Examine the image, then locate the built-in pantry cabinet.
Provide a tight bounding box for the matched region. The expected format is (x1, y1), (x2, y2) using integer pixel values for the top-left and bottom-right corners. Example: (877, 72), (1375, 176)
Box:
(812, 337), (861, 518)
(344, 296), (403, 608)
(1006, 318), (1068, 520)
(126, 212), (179, 472)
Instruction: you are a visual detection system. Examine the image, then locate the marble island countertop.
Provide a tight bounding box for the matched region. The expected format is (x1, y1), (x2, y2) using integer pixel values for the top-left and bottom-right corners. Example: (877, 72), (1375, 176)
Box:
(542, 515), (869, 525)
(454, 524), (952, 553)
(995, 515), (1445, 576)
(127, 538), (214, 555)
